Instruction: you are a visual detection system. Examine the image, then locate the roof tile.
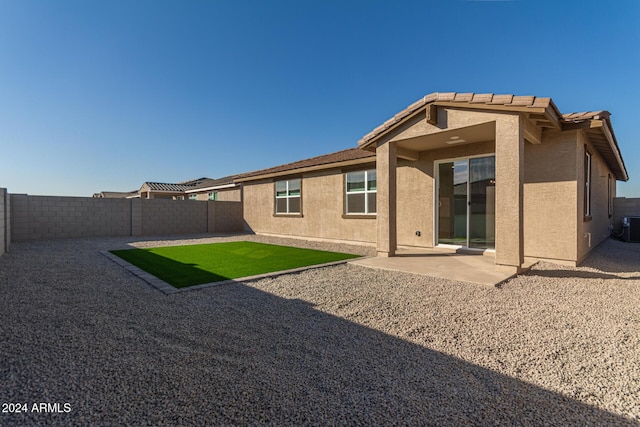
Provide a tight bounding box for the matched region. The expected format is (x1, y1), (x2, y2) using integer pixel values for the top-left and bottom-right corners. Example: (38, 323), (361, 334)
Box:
(490, 94), (514, 105)
(511, 96), (535, 106)
(453, 93), (474, 102)
(470, 93), (494, 103)
(436, 92), (456, 101)
(238, 148), (375, 179)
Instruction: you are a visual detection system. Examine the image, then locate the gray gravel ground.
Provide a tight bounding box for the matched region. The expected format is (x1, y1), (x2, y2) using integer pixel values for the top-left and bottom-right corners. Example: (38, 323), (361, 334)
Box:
(1, 234), (639, 426)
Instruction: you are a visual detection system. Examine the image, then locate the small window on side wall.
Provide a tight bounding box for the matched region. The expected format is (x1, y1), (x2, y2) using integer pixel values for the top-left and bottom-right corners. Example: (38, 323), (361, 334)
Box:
(608, 174), (613, 218)
(345, 169), (376, 215)
(584, 148), (592, 218)
(275, 178), (301, 215)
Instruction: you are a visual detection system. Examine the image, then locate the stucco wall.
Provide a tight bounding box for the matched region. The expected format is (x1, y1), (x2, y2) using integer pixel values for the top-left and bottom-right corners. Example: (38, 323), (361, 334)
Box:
(396, 140), (495, 248)
(522, 130), (578, 262)
(0, 188), (9, 256)
(10, 195), (243, 242)
(242, 167), (377, 244)
(576, 131), (616, 263)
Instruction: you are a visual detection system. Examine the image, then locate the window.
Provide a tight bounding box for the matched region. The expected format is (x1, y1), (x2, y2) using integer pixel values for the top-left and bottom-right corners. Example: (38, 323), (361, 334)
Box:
(345, 169), (376, 215)
(584, 148), (592, 217)
(608, 174), (613, 218)
(208, 192), (218, 201)
(275, 178), (301, 214)
(189, 194), (198, 200)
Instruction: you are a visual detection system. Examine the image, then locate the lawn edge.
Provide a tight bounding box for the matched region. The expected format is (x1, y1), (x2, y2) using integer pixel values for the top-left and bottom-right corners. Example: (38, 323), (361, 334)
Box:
(100, 250), (368, 294)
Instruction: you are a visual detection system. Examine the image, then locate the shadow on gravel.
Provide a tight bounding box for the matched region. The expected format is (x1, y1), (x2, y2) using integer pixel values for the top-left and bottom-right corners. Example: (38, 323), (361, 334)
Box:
(3, 276), (636, 425)
(578, 238), (640, 274)
(524, 269), (640, 281)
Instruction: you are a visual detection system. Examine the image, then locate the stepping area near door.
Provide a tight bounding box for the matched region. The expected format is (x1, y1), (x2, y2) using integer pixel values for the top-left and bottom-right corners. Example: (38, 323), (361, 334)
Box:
(351, 246), (537, 286)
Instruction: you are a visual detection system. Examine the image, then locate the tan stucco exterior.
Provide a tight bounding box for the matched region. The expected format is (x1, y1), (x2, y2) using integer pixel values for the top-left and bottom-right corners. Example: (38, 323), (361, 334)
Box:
(239, 93), (627, 269)
(243, 167), (377, 244)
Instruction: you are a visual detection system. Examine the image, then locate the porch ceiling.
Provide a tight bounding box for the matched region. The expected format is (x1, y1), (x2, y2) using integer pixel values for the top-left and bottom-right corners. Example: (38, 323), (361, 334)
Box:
(394, 121), (496, 152)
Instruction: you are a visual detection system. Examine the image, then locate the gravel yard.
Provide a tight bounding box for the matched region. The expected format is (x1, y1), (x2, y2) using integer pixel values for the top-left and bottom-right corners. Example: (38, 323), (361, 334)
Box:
(1, 234), (639, 426)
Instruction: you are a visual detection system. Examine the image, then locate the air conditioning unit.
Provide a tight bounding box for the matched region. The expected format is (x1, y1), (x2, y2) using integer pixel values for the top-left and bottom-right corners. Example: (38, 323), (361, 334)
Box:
(622, 217), (640, 243)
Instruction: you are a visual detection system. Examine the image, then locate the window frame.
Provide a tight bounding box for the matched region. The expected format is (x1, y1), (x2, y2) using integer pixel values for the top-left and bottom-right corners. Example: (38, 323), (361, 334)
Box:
(344, 169), (377, 217)
(274, 177), (302, 216)
(208, 192), (218, 201)
(584, 147), (592, 220)
(188, 194), (198, 201)
(607, 173), (614, 218)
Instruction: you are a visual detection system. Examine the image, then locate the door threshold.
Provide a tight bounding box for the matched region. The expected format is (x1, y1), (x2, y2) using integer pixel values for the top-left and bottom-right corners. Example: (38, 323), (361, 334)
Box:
(435, 245), (495, 256)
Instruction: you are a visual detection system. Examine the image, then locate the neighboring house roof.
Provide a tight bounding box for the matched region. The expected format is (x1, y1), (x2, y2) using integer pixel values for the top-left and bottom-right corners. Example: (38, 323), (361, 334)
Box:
(177, 177), (210, 186)
(236, 148), (376, 182)
(358, 92), (627, 181)
(92, 191), (138, 198)
(185, 175), (241, 193)
(141, 182), (197, 192)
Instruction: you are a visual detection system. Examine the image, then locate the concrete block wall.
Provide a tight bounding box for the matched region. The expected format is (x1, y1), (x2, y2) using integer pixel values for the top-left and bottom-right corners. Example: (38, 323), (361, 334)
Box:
(139, 199), (208, 236)
(207, 201), (244, 233)
(10, 195), (131, 241)
(9, 194), (244, 242)
(613, 198), (640, 234)
(0, 188), (8, 256)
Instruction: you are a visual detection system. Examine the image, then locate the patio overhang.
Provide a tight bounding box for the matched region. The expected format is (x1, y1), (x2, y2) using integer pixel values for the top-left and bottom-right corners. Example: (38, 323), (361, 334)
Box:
(358, 92), (559, 152)
(373, 120), (498, 158)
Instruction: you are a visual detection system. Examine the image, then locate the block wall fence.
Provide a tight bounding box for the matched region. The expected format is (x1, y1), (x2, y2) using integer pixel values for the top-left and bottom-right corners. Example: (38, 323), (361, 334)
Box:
(1, 188), (9, 256)
(8, 194), (244, 243)
(613, 197), (640, 234)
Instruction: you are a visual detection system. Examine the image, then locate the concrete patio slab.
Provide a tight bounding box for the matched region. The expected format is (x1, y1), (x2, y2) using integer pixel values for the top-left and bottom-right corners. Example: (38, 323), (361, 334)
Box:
(350, 247), (536, 286)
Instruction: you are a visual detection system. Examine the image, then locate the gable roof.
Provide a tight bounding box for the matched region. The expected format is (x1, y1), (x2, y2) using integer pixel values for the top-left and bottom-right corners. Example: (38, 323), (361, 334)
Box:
(236, 148), (376, 182)
(358, 92), (562, 147)
(358, 92), (627, 181)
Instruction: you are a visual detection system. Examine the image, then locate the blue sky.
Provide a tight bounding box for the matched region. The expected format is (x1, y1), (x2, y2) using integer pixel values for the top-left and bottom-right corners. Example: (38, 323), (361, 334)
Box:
(0, 0), (638, 197)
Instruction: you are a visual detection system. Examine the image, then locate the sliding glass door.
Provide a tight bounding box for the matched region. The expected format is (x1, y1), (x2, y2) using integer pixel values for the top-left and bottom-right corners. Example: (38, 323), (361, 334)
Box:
(437, 156), (495, 249)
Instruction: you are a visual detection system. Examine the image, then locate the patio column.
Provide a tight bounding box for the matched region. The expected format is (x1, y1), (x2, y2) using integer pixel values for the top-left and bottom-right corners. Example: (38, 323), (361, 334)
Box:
(495, 114), (525, 273)
(376, 141), (397, 257)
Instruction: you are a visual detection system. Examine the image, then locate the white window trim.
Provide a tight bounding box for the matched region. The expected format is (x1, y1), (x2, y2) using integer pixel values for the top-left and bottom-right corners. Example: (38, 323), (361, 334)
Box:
(275, 178), (301, 215)
(345, 169), (376, 215)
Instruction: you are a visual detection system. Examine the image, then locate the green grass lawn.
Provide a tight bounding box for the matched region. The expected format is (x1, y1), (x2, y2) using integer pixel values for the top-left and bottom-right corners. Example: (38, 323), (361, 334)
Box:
(111, 241), (359, 288)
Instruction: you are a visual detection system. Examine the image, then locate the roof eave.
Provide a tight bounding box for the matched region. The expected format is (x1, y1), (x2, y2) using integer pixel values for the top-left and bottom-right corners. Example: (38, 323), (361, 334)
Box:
(599, 119), (629, 182)
(184, 183), (239, 193)
(236, 156), (376, 183)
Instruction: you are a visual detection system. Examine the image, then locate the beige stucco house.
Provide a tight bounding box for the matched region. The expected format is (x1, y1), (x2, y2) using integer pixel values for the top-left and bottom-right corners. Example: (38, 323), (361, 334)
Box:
(237, 92), (628, 272)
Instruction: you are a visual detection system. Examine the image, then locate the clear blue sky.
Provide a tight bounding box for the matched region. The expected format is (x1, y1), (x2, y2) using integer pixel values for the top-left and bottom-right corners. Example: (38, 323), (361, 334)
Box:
(0, 0), (638, 197)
